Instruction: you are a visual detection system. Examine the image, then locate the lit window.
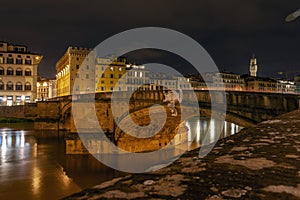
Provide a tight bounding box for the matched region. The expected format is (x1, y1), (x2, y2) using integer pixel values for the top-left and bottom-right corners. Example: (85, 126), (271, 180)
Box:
(6, 82), (13, 90)
(7, 68), (13, 75)
(25, 69), (31, 76)
(16, 68), (22, 76)
(25, 83), (31, 91)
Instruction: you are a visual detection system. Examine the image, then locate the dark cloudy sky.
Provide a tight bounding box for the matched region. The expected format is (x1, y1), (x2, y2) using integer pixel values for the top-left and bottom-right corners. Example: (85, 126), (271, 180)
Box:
(1, 0), (300, 79)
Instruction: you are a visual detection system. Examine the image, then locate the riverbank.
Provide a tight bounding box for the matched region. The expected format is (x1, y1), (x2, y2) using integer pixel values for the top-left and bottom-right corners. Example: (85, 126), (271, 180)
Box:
(64, 110), (300, 199)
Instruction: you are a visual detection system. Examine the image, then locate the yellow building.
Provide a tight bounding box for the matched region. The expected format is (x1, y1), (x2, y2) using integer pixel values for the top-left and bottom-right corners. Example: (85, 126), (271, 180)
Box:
(56, 47), (93, 96)
(244, 76), (277, 92)
(0, 41), (42, 106)
(95, 57), (126, 92)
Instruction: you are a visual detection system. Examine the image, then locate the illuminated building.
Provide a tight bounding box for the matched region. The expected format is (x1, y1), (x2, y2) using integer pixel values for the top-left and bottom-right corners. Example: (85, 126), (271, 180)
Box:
(244, 76), (278, 92)
(204, 72), (244, 91)
(277, 80), (296, 93)
(36, 77), (57, 101)
(56, 47), (93, 96)
(122, 64), (150, 91)
(49, 79), (57, 98)
(0, 41), (42, 106)
(95, 57), (127, 92)
(249, 56), (258, 77)
(36, 77), (49, 101)
(295, 75), (300, 93)
(148, 73), (178, 90)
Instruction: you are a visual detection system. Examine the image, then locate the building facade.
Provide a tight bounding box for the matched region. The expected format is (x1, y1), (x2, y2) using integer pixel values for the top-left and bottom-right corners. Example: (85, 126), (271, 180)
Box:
(37, 77), (50, 101)
(203, 72), (244, 91)
(277, 80), (296, 93)
(36, 77), (57, 101)
(121, 64), (150, 91)
(95, 57), (127, 92)
(244, 76), (278, 92)
(56, 47), (93, 96)
(0, 41), (42, 106)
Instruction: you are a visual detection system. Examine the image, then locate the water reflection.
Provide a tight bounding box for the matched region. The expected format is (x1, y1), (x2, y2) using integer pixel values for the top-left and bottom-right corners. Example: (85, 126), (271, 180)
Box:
(0, 119), (242, 199)
(0, 124), (124, 200)
(187, 117), (243, 150)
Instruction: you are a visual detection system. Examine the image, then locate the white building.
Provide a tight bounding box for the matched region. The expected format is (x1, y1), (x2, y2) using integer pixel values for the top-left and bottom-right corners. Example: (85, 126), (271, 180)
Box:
(0, 41), (42, 106)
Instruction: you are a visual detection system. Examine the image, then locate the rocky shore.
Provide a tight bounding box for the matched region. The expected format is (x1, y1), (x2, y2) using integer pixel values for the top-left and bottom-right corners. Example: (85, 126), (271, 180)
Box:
(64, 110), (300, 199)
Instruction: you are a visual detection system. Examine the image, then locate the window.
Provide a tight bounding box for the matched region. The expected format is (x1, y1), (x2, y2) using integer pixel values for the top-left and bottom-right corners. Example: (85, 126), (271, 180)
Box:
(110, 66), (114, 71)
(0, 82), (4, 90)
(101, 86), (105, 91)
(16, 68), (22, 76)
(16, 82), (22, 91)
(25, 69), (31, 76)
(86, 65), (89, 70)
(86, 74), (89, 79)
(25, 59), (31, 65)
(16, 58), (22, 64)
(7, 68), (13, 75)
(118, 67), (122, 71)
(0, 67), (4, 75)
(16, 96), (21, 104)
(0, 57), (4, 64)
(76, 65), (79, 69)
(110, 74), (114, 78)
(6, 82), (13, 90)
(25, 83), (31, 91)
(7, 58), (14, 64)
(76, 73), (79, 78)
(101, 80), (105, 84)
(101, 74), (105, 78)
(119, 74), (122, 78)
(7, 96), (13, 106)
(25, 96), (30, 103)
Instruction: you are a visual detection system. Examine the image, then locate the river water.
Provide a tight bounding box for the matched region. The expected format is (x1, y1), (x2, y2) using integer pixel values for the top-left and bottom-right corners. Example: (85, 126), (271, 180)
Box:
(0, 118), (242, 199)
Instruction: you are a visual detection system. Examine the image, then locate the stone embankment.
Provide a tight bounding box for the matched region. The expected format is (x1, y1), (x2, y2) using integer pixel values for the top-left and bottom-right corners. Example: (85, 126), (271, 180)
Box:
(64, 110), (300, 199)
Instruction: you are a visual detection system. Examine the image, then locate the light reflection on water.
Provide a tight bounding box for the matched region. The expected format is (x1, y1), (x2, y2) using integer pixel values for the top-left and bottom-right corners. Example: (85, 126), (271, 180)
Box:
(0, 123), (124, 200)
(186, 117), (243, 150)
(0, 119), (242, 199)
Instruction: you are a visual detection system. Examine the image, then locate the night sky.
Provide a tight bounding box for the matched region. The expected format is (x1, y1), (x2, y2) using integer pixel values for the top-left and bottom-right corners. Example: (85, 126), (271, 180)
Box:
(1, 0), (300, 79)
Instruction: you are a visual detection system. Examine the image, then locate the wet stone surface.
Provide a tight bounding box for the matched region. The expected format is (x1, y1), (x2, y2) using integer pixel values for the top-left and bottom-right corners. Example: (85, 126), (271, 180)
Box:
(63, 110), (300, 200)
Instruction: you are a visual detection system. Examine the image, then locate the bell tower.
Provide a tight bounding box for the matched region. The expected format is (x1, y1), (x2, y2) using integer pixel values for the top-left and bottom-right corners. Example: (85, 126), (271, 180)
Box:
(249, 55), (258, 77)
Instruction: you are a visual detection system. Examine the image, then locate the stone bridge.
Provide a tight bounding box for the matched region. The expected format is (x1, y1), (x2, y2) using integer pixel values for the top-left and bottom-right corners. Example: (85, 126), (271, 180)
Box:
(0, 90), (298, 152)
(0, 91), (299, 131)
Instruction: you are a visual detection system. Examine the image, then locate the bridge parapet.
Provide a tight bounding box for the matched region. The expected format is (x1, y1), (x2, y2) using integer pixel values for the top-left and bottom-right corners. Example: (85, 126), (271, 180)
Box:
(0, 91), (298, 131)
